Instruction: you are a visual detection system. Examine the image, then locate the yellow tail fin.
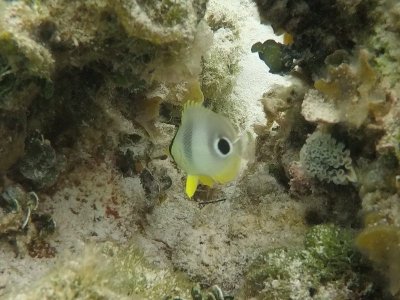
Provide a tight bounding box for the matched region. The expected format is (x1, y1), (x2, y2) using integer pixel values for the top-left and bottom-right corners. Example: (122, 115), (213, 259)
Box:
(186, 175), (199, 198)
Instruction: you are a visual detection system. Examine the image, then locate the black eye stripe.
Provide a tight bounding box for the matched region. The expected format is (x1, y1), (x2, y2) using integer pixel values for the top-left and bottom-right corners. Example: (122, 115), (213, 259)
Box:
(169, 130), (177, 160)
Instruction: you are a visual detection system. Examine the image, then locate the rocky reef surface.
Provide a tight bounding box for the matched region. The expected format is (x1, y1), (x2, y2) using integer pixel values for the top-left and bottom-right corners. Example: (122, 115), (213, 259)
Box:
(0, 0), (399, 299)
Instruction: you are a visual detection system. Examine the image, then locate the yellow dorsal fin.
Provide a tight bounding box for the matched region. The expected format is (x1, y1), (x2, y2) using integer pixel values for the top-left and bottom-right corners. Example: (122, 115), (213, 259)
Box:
(186, 175), (199, 198)
(183, 100), (203, 114)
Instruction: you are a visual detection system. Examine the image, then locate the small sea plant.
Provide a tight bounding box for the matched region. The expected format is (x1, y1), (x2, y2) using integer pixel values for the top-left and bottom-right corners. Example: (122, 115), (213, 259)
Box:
(300, 130), (356, 185)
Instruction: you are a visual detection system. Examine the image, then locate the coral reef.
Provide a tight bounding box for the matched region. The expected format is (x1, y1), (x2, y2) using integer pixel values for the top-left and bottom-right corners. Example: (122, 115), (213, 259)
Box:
(367, 1), (400, 88)
(0, 0), (213, 295)
(0, 0), (210, 148)
(253, 0), (400, 298)
(2, 0), (400, 298)
(0, 0), (211, 278)
(199, 0), (245, 129)
(259, 74), (399, 297)
(299, 130), (356, 185)
(239, 224), (384, 300)
(309, 50), (386, 129)
(252, 0), (375, 76)
(201, 3), (241, 104)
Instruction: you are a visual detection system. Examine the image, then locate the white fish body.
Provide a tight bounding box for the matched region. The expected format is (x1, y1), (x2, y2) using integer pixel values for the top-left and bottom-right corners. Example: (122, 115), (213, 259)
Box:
(170, 101), (250, 197)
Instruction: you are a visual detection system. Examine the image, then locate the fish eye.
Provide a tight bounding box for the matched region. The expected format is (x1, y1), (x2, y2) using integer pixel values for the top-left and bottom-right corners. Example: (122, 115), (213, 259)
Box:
(215, 137), (231, 156)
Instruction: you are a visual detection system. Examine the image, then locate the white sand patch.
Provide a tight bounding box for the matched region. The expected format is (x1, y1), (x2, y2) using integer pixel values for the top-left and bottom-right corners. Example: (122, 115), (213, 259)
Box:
(230, 0), (289, 129)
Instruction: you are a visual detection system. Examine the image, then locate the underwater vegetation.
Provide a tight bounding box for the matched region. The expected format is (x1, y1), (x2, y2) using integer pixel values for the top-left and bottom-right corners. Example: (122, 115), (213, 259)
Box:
(252, 0), (375, 77)
(299, 130), (356, 185)
(239, 224), (386, 299)
(0, 0), (259, 298)
(251, 39), (296, 74)
(253, 0), (400, 298)
(4, 240), (235, 299)
(0, 0), (210, 256)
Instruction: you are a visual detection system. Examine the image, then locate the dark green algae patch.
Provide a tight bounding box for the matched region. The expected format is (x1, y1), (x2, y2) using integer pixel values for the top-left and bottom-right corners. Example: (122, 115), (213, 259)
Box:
(252, 0), (376, 77)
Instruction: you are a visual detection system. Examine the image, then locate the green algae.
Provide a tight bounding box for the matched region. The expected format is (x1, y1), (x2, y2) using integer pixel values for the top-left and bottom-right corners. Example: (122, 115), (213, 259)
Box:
(5, 242), (194, 299)
(239, 224), (382, 299)
(251, 40), (295, 74)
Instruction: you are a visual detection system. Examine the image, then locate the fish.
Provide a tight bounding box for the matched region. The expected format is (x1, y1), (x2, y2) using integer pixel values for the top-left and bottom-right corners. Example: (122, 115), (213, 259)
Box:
(169, 101), (252, 198)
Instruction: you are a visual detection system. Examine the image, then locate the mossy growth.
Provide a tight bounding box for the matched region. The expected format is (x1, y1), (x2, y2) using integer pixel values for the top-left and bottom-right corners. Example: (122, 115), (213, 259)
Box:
(200, 1), (241, 107)
(365, 1), (400, 87)
(0, 7), (54, 79)
(239, 224), (383, 299)
(0, 53), (43, 111)
(140, 0), (190, 27)
(5, 242), (194, 299)
(303, 224), (360, 282)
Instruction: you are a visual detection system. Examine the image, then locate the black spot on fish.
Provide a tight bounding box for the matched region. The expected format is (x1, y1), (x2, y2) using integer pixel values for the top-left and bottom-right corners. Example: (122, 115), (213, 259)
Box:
(217, 138), (231, 155)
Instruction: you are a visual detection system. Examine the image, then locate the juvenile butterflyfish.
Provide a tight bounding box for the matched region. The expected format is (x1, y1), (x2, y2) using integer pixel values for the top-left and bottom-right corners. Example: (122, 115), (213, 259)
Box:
(169, 101), (252, 198)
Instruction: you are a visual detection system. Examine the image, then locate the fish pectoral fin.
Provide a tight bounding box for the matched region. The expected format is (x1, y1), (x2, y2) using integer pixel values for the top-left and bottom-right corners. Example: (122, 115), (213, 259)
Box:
(213, 156), (241, 184)
(198, 176), (214, 187)
(186, 175), (199, 198)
